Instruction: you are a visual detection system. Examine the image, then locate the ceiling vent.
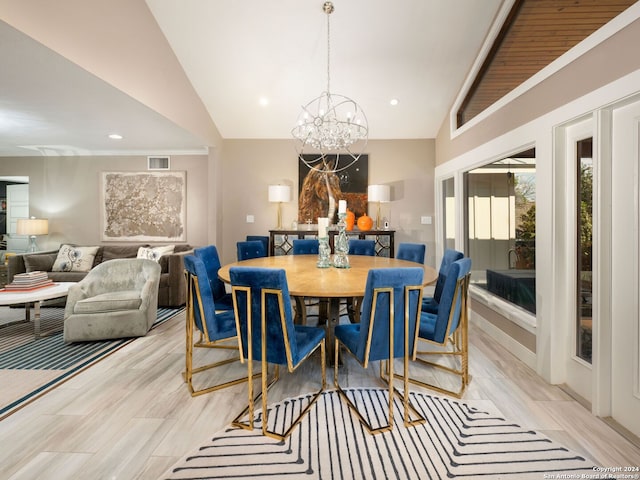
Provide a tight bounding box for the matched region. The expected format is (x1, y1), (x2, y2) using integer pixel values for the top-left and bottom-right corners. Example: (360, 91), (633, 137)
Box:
(148, 156), (170, 170)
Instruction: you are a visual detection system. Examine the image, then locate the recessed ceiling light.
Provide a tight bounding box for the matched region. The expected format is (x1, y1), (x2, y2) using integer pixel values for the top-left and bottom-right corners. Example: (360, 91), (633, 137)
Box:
(390, 98), (399, 106)
(108, 133), (123, 140)
(259, 97), (269, 107)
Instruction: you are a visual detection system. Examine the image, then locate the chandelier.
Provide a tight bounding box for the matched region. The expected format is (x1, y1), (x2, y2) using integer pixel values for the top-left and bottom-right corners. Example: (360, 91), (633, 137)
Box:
(292, 1), (368, 173)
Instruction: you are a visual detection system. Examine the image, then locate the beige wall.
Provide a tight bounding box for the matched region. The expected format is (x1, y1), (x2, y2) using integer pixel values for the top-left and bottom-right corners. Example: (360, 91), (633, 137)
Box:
(1, 139), (436, 263)
(219, 139), (437, 266)
(0, 154), (210, 250)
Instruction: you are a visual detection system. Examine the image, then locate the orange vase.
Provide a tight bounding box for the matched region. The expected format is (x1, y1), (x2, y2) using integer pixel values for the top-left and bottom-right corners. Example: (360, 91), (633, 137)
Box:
(357, 213), (373, 231)
(345, 209), (355, 231)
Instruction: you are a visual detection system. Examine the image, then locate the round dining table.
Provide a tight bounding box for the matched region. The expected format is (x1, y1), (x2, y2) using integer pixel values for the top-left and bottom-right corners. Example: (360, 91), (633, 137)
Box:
(218, 255), (437, 359)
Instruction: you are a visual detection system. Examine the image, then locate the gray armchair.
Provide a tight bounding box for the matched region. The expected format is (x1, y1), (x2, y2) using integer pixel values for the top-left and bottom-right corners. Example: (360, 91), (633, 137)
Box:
(63, 258), (161, 343)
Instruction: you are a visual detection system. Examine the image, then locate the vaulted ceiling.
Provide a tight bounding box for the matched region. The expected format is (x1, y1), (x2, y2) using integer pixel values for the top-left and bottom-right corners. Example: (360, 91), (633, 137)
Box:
(0, 0), (636, 157)
(145, 0), (503, 140)
(0, 0), (503, 156)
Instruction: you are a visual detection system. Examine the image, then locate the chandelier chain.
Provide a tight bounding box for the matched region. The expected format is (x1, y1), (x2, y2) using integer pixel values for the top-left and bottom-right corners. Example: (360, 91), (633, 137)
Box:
(326, 7), (331, 94)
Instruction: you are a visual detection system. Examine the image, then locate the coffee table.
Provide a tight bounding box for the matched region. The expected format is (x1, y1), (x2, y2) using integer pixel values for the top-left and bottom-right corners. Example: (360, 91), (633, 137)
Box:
(0, 282), (75, 339)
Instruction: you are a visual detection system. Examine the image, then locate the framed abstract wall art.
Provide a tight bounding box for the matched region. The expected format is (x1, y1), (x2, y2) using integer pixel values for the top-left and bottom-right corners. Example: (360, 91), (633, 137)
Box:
(101, 171), (186, 241)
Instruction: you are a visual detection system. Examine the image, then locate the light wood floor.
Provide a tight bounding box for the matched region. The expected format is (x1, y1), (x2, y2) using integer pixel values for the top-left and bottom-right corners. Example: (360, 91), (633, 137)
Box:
(1, 311), (639, 479)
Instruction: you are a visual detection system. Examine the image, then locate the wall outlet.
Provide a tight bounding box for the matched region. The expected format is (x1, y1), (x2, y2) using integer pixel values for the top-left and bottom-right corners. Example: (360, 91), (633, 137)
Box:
(246, 215), (254, 223)
(421, 216), (432, 225)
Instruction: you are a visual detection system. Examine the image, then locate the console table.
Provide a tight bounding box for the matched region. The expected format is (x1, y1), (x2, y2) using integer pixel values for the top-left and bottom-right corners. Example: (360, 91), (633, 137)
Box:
(269, 229), (395, 257)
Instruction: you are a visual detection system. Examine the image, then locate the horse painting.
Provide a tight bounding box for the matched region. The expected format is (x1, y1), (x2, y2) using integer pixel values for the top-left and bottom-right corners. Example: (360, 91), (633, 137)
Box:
(298, 161), (343, 224)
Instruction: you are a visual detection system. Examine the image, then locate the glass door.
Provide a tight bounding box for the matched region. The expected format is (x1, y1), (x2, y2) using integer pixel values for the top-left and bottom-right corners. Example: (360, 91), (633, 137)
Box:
(610, 99), (640, 437)
(576, 138), (593, 363)
(562, 120), (593, 404)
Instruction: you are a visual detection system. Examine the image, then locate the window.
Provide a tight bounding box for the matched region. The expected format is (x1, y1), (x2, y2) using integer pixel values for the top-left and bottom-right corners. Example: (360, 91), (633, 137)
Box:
(576, 138), (593, 363)
(455, 0), (634, 127)
(442, 177), (456, 250)
(464, 148), (536, 313)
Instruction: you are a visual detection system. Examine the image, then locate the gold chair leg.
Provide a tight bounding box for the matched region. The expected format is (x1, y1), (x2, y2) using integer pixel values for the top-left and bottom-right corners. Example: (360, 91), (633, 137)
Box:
(335, 286), (425, 434)
(406, 358), (467, 398)
(234, 287), (326, 439)
(185, 355), (254, 397)
(403, 277), (471, 399)
(378, 360), (426, 429)
(232, 364), (279, 431)
(184, 318), (256, 396)
(184, 274), (258, 397)
(402, 333), (469, 399)
(336, 346), (425, 435)
(261, 340), (326, 441)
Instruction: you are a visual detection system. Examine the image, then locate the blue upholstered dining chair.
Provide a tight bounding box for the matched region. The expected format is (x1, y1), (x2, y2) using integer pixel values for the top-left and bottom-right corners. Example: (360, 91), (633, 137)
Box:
(194, 245), (233, 311)
(292, 238), (319, 254)
(334, 267), (426, 435)
(291, 239), (321, 324)
(237, 240), (267, 261)
(422, 248), (464, 314)
(182, 255), (253, 397)
(229, 266), (326, 441)
(396, 242), (426, 264)
(348, 239), (376, 256)
(246, 235), (269, 256)
(409, 257), (472, 398)
(346, 239), (376, 323)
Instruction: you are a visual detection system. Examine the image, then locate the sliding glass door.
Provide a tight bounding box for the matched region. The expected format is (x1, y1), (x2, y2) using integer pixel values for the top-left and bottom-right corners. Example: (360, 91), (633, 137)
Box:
(576, 138), (593, 363)
(464, 149), (536, 314)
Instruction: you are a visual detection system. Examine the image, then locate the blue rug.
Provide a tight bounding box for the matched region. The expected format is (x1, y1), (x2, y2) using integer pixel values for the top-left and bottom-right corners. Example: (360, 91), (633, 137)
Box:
(0, 307), (181, 369)
(0, 307), (184, 420)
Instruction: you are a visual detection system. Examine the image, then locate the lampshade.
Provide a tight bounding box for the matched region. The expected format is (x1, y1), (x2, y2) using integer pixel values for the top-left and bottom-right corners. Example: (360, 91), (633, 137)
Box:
(16, 217), (49, 236)
(367, 185), (390, 203)
(268, 185), (291, 203)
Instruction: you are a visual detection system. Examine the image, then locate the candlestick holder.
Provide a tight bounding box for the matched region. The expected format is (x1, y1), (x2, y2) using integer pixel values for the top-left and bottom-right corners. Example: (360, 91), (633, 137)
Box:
(317, 236), (331, 268)
(333, 212), (350, 268)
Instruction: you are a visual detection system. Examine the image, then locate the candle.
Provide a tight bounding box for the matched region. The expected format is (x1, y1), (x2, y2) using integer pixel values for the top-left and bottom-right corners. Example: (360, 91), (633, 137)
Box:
(338, 200), (347, 214)
(318, 217), (329, 238)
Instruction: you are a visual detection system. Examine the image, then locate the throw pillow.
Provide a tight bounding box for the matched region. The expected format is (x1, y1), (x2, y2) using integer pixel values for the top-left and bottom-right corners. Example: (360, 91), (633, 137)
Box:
(52, 245), (100, 272)
(137, 245), (175, 262)
(102, 245), (144, 262)
(24, 252), (57, 273)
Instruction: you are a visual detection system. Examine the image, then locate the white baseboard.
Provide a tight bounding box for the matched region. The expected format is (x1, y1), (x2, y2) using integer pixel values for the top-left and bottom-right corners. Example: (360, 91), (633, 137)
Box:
(470, 311), (537, 370)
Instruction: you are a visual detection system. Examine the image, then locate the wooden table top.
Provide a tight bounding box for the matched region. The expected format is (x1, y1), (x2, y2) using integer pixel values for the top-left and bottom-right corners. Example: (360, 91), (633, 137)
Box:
(218, 255), (437, 298)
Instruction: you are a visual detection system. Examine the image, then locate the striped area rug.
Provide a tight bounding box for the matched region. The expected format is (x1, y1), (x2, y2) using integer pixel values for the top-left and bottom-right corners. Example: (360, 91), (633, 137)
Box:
(167, 388), (595, 480)
(0, 307), (184, 419)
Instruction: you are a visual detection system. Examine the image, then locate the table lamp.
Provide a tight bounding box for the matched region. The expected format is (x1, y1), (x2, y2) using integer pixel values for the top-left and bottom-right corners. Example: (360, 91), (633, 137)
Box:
(17, 217), (49, 252)
(268, 185), (291, 230)
(367, 185), (390, 229)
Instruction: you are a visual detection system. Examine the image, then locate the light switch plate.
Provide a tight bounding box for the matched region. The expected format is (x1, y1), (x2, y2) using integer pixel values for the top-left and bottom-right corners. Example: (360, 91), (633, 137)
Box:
(246, 215), (255, 223)
(421, 216), (432, 225)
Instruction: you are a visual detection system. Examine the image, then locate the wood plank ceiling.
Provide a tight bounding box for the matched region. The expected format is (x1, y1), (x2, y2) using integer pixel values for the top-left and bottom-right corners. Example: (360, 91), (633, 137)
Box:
(457, 0), (637, 126)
